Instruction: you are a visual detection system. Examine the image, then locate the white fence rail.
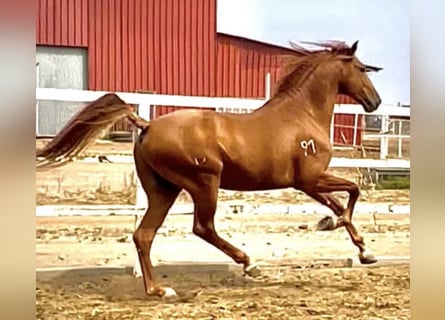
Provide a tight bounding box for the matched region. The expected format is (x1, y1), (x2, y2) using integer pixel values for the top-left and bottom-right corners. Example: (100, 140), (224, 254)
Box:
(36, 88), (411, 116)
(36, 88), (410, 163)
(36, 88), (410, 160)
(36, 87), (410, 161)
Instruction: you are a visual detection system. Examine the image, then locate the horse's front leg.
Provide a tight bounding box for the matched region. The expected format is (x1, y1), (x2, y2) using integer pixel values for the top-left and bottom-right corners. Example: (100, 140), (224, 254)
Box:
(304, 172), (377, 264)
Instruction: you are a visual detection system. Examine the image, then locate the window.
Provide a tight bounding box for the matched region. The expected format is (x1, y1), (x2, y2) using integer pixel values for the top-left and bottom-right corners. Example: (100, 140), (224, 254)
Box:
(36, 46), (87, 136)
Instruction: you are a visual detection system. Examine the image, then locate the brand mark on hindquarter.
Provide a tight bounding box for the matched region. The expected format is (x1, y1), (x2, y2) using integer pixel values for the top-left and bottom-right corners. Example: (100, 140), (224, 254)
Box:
(300, 139), (316, 157)
(194, 157), (207, 165)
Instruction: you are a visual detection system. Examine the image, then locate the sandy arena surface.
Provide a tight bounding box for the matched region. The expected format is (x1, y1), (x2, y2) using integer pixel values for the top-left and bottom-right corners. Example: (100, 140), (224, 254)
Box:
(36, 213), (410, 319)
(36, 139), (410, 319)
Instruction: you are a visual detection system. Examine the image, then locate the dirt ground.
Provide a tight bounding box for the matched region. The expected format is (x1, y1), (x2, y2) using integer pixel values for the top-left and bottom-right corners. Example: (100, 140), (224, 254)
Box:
(36, 213), (410, 319)
(36, 264), (409, 320)
(36, 138), (410, 319)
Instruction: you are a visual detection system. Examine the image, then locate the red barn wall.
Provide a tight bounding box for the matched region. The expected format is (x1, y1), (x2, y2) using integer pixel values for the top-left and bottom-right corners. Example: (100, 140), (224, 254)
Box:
(153, 33), (291, 118)
(36, 0), (89, 47)
(36, 0), (217, 95)
(215, 33), (363, 102)
(36, 0), (362, 146)
(215, 33), (290, 98)
(37, 0), (217, 130)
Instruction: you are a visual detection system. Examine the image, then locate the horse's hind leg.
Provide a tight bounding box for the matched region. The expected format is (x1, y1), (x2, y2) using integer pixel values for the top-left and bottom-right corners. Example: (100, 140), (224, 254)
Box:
(132, 163), (181, 298)
(133, 188), (179, 298)
(189, 174), (258, 275)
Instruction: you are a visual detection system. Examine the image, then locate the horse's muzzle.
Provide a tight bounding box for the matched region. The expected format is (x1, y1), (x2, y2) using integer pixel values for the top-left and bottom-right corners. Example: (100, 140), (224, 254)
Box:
(362, 94), (381, 113)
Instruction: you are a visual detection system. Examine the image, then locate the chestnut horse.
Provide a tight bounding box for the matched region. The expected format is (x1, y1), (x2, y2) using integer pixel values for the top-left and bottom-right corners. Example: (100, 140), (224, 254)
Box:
(37, 41), (382, 298)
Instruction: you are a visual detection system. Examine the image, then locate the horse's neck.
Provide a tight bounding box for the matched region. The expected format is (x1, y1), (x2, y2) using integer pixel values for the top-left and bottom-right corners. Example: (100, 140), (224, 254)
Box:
(259, 78), (338, 131)
(304, 88), (337, 131)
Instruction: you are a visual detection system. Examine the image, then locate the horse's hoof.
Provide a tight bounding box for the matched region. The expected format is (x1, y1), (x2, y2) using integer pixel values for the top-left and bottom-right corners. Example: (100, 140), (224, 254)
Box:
(316, 215), (336, 231)
(161, 287), (178, 300)
(358, 250), (378, 264)
(244, 263), (262, 278)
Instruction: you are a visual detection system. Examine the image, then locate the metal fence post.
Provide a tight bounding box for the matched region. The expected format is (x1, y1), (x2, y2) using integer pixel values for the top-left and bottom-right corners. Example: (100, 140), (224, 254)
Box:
(36, 62), (40, 135)
(330, 108), (335, 145)
(135, 103), (152, 210)
(398, 120), (403, 158)
(380, 115), (390, 159)
(352, 113), (359, 147)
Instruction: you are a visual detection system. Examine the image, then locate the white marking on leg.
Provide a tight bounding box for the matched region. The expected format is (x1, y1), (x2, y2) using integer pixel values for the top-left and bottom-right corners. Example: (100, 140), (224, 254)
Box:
(361, 249), (374, 260)
(244, 262), (262, 278)
(163, 287), (178, 298)
(245, 263), (260, 273)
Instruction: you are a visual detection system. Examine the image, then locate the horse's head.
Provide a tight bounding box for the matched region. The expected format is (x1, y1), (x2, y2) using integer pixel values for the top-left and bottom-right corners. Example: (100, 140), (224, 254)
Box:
(285, 40), (382, 112)
(335, 41), (382, 112)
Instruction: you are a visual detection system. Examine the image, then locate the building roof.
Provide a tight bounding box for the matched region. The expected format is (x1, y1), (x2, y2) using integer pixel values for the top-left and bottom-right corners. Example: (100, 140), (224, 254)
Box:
(217, 32), (297, 54)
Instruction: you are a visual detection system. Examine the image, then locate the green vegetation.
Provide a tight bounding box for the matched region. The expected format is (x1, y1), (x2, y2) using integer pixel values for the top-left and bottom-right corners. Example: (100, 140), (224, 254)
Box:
(376, 175), (410, 190)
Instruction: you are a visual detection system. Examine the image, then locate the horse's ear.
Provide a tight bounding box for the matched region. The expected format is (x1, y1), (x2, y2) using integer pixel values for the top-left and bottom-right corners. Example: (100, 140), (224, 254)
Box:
(349, 41), (359, 55)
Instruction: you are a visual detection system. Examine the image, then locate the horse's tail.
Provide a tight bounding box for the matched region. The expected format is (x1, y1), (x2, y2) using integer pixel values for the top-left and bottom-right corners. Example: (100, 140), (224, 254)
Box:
(36, 93), (149, 170)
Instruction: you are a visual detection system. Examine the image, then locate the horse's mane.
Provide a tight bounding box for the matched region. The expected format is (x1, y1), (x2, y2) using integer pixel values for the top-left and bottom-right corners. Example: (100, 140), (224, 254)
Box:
(275, 41), (355, 96)
(289, 40), (354, 56)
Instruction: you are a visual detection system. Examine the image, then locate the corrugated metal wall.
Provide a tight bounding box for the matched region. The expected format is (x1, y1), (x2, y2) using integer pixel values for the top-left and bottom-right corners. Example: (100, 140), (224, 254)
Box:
(36, 0), (217, 130)
(36, 0), (362, 146)
(86, 0), (216, 95)
(216, 34), (361, 103)
(216, 33), (286, 98)
(36, 0), (216, 94)
(36, 0), (89, 47)
(152, 34), (288, 118)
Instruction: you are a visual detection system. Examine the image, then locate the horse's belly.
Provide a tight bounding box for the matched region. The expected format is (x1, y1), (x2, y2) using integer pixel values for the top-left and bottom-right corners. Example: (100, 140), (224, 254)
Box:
(219, 161), (293, 191)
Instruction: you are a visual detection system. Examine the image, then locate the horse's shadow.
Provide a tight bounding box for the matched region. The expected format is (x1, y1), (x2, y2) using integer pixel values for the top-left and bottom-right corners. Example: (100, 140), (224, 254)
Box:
(36, 263), (359, 303)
